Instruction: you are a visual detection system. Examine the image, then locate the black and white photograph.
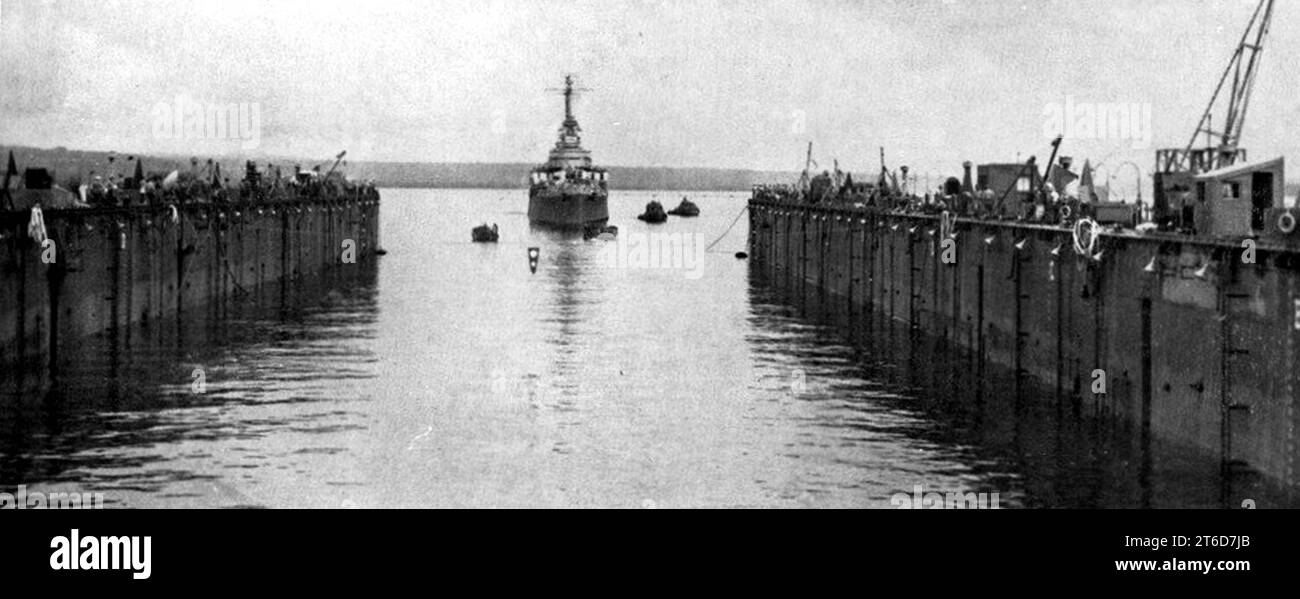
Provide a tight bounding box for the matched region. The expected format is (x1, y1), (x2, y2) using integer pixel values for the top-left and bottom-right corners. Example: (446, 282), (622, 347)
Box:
(1, 0), (1295, 585)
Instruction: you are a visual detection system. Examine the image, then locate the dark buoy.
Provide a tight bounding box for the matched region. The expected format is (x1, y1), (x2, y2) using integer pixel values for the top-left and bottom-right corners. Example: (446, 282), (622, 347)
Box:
(636, 201), (668, 223)
(666, 197), (700, 217)
(472, 223), (499, 242)
(734, 251), (748, 259)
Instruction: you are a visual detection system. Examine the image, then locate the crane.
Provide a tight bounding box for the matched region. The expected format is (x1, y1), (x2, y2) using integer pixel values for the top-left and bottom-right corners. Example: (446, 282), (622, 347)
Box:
(1164, 0), (1276, 174)
(1153, 0), (1277, 230)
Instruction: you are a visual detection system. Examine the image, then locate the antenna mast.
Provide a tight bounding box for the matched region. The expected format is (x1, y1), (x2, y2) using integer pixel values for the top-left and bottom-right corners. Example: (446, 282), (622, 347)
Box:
(548, 75), (591, 123)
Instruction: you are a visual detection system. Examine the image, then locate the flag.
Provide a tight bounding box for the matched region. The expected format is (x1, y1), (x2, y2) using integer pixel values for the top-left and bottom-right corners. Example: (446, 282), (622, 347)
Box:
(163, 170), (180, 190)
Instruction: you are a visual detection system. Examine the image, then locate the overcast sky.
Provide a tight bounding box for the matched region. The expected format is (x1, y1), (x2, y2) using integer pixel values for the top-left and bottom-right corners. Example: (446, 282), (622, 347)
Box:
(2, 0), (1297, 186)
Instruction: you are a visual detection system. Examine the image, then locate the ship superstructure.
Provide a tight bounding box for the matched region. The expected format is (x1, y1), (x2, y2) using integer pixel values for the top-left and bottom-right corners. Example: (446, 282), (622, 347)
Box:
(528, 76), (609, 228)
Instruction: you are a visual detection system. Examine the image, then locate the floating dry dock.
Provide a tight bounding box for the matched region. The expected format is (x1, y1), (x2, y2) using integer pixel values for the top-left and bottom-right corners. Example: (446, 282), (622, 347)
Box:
(747, 199), (1299, 489)
(1, 190), (380, 388)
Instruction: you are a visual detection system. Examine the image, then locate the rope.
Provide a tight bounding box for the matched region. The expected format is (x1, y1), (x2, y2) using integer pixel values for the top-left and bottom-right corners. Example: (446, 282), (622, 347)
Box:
(28, 205), (47, 243)
(939, 210), (954, 239)
(222, 252), (250, 297)
(1072, 217), (1099, 256)
(705, 204), (749, 253)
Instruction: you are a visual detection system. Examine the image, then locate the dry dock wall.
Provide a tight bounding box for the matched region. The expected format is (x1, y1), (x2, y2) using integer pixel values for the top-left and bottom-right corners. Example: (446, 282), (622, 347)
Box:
(749, 199), (1300, 489)
(1, 195), (380, 389)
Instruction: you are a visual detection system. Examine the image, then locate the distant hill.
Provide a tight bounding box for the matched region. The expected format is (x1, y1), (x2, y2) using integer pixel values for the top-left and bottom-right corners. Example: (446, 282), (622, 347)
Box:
(345, 161), (797, 191)
(0, 145), (796, 192)
(10, 144), (1291, 195)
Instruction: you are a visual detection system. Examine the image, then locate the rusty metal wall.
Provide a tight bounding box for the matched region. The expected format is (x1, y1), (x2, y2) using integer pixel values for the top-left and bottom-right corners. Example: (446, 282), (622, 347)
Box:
(749, 198), (1300, 489)
(1, 195), (380, 392)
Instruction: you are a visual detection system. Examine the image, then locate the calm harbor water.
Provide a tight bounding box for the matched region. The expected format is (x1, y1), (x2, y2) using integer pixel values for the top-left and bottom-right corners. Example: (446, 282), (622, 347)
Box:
(0, 188), (1289, 508)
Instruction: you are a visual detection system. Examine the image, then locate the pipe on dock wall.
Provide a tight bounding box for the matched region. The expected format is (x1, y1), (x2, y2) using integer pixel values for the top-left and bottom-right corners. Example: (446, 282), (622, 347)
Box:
(748, 199), (1300, 490)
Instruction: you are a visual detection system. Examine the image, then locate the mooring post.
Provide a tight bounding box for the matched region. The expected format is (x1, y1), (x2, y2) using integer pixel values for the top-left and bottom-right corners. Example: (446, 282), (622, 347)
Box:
(908, 219), (917, 330)
(976, 230), (986, 404)
(1013, 233), (1024, 404)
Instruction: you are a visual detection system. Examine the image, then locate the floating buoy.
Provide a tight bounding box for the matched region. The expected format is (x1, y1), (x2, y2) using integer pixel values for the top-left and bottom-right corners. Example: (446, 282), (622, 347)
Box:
(527, 246), (540, 274)
(472, 223), (499, 243)
(637, 201), (668, 223)
(666, 197), (700, 217)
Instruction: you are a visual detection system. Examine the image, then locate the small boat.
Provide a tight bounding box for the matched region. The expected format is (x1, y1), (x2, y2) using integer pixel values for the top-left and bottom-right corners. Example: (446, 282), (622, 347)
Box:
(666, 197), (700, 217)
(636, 201), (668, 223)
(583, 224), (619, 240)
(472, 223), (499, 242)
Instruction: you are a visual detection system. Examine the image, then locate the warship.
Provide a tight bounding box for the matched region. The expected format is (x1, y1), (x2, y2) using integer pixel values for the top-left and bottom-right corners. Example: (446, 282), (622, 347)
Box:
(528, 76), (609, 229)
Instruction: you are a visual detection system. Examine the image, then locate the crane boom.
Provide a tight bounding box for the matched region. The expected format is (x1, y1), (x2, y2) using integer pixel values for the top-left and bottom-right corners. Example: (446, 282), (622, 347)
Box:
(1177, 0), (1275, 172)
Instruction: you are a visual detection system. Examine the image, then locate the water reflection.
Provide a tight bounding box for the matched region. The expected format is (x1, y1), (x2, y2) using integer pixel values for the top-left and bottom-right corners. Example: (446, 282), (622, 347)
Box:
(0, 266), (379, 507)
(744, 262), (1299, 508)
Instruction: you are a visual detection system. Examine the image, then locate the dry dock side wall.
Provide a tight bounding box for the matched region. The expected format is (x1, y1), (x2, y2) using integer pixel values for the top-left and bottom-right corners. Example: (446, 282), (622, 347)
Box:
(749, 199), (1300, 489)
(0, 196), (380, 389)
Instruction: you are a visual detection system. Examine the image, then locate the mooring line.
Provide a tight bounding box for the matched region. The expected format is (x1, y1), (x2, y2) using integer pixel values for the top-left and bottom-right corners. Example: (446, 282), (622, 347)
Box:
(705, 204), (749, 253)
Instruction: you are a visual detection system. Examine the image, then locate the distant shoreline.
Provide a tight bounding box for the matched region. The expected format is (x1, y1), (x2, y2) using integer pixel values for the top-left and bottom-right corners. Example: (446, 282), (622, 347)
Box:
(368, 183), (760, 192)
(0, 145), (796, 193)
(5, 144), (1296, 197)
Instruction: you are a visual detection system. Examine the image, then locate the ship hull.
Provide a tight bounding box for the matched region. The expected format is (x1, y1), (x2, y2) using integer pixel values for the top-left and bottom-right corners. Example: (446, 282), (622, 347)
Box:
(528, 187), (609, 228)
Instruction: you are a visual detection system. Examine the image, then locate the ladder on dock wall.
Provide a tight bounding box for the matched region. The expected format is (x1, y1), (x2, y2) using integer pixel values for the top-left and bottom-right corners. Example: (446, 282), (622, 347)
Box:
(1219, 271), (1255, 488)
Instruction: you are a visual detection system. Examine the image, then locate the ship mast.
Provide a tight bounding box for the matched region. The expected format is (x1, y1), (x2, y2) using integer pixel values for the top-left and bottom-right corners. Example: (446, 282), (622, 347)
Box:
(564, 75), (574, 121)
(542, 75), (596, 169)
(550, 75), (590, 127)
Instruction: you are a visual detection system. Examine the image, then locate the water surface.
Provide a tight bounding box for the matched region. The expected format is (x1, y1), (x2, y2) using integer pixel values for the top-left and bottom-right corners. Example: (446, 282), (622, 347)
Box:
(0, 189), (1285, 508)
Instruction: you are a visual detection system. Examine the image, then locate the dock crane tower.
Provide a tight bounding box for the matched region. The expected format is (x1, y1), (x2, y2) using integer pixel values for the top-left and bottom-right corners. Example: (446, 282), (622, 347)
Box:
(1153, 0), (1276, 228)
